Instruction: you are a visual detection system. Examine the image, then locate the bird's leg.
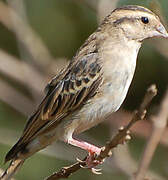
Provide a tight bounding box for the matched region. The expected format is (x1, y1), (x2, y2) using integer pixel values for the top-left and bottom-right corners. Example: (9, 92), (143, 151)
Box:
(68, 138), (103, 173)
(68, 138), (101, 154)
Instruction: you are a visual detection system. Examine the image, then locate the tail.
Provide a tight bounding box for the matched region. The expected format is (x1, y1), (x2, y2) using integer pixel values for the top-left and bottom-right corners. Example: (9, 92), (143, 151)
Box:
(0, 140), (25, 180)
(0, 158), (24, 180)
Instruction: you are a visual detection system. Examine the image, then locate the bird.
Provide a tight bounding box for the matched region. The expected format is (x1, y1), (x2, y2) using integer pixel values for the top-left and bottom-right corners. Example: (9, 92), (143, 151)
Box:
(1, 5), (168, 180)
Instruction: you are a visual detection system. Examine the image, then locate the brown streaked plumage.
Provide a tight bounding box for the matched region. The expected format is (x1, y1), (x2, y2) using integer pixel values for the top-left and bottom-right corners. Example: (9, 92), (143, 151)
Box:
(6, 49), (103, 161)
(1, 5), (168, 180)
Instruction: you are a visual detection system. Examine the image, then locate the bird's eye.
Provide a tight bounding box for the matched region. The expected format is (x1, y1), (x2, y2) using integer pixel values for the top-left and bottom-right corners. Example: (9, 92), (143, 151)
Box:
(141, 17), (149, 24)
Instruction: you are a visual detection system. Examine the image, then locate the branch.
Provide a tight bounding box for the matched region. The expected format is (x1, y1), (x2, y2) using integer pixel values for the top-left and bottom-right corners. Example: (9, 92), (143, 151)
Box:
(45, 85), (157, 180)
(0, 49), (45, 96)
(0, 2), (12, 31)
(97, 0), (118, 22)
(114, 144), (165, 180)
(107, 110), (168, 147)
(0, 78), (34, 115)
(134, 88), (168, 180)
(4, 0), (53, 73)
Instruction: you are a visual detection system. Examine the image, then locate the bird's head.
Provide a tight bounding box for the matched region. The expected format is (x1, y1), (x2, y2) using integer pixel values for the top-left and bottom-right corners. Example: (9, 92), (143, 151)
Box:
(101, 5), (168, 42)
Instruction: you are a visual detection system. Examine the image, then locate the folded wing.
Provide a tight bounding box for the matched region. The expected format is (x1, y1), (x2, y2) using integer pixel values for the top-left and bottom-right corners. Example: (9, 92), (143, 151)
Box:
(5, 52), (103, 162)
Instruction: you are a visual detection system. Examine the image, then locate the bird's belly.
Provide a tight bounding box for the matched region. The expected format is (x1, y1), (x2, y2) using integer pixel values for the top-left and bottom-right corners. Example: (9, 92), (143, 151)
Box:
(73, 83), (130, 134)
(73, 69), (134, 134)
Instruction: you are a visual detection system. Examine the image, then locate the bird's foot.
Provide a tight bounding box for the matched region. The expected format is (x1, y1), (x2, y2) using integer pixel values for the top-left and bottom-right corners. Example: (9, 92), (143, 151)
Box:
(68, 138), (103, 174)
(77, 151), (103, 174)
(86, 151), (103, 174)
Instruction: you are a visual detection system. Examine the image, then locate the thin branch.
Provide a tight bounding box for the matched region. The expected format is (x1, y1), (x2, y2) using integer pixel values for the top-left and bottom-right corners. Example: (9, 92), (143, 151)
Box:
(5, 0), (53, 73)
(0, 78), (34, 115)
(97, 0), (118, 23)
(134, 88), (168, 180)
(0, 127), (111, 174)
(109, 112), (165, 180)
(107, 110), (168, 147)
(0, 49), (45, 97)
(0, 1), (55, 100)
(45, 85), (157, 180)
(0, 1), (49, 100)
(0, 2), (12, 31)
(0, 50), (69, 116)
(114, 145), (165, 180)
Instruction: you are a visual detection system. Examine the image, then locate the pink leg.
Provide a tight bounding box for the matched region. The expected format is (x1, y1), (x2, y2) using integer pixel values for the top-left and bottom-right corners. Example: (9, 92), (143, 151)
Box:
(68, 138), (101, 155)
(68, 138), (102, 172)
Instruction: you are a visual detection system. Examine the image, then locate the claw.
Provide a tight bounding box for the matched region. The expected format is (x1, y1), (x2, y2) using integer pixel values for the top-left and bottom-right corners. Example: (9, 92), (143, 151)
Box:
(77, 157), (87, 168)
(75, 144), (103, 174)
(91, 168), (102, 175)
(80, 164), (87, 168)
(76, 157), (85, 163)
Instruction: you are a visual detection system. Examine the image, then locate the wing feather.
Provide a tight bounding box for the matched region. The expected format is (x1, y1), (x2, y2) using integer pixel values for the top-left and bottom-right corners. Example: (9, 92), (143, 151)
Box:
(5, 50), (103, 162)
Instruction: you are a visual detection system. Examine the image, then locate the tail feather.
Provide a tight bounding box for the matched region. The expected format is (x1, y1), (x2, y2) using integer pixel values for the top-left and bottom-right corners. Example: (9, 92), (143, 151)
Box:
(5, 141), (26, 163)
(0, 158), (24, 180)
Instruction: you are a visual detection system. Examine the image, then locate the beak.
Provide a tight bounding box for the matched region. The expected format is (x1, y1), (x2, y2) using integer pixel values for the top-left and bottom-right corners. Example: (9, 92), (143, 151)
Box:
(156, 24), (168, 38)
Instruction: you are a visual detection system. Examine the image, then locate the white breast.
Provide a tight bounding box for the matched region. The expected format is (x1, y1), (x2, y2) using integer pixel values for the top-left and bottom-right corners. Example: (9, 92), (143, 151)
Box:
(73, 39), (141, 134)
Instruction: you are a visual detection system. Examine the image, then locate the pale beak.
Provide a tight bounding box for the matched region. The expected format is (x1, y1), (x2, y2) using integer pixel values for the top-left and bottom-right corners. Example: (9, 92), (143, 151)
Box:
(156, 24), (168, 38)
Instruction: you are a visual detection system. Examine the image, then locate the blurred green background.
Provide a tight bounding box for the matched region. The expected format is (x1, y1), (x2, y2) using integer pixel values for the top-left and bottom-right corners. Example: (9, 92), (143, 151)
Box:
(0, 0), (168, 180)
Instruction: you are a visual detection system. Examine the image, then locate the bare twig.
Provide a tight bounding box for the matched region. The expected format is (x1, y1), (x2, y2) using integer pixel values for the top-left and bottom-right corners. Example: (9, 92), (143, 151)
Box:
(5, 0), (53, 73)
(109, 111), (165, 180)
(0, 2), (12, 30)
(97, 85), (157, 160)
(0, 49), (45, 97)
(107, 110), (168, 147)
(134, 88), (168, 180)
(114, 145), (166, 180)
(0, 1), (54, 100)
(97, 0), (118, 22)
(0, 78), (34, 115)
(0, 50), (69, 116)
(45, 85), (157, 180)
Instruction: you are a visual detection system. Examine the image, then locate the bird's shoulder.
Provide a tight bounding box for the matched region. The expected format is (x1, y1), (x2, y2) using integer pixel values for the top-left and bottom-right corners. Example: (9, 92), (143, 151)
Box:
(45, 31), (101, 96)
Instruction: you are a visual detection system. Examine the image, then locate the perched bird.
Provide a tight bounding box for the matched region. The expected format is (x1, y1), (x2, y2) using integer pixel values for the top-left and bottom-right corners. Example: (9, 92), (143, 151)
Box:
(1, 5), (168, 180)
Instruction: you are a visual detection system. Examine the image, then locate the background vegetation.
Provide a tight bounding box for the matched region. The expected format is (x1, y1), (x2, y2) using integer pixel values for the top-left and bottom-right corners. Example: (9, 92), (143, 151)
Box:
(0, 0), (168, 179)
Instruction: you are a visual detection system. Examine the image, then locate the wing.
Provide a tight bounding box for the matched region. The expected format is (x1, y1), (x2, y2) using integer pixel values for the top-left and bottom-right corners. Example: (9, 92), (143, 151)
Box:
(5, 52), (103, 162)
